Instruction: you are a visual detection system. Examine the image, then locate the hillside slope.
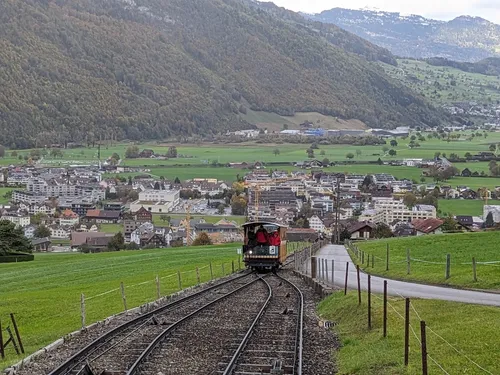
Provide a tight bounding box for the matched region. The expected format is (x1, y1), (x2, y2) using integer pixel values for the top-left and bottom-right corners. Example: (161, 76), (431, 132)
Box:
(0, 0), (445, 147)
(308, 8), (500, 62)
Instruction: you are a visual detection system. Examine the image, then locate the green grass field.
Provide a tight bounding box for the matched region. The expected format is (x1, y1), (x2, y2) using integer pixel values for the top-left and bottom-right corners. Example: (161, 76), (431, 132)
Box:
(351, 232), (500, 290)
(381, 59), (500, 104)
(151, 214), (246, 226)
(0, 245), (241, 368)
(0, 187), (13, 205)
(438, 199), (488, 216)
(319, 291), (500, 375)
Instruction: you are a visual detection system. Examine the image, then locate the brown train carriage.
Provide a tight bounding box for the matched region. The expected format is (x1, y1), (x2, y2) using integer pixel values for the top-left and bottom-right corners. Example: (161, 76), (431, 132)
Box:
(241, 221), (288, 271)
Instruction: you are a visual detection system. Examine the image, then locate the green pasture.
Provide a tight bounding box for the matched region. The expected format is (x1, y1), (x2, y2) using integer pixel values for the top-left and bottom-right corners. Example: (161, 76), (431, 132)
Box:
(0, 245), (241, 368)
(151, 214), (246, 226)
(382, 58), (500, 104)
(438, 199), (489, 216)
(319, 291), (500, 375)
(0, 187), (13, 205)
(351, 232), (500, 290)
(11, 130), (500, 168)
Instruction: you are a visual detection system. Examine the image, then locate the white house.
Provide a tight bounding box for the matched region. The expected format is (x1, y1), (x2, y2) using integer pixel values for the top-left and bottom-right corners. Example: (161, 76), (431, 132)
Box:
(308, 215), (326, 233)
(50, 226), (71, 239)
(59, 209), (80, 227)
(1, 213), (30, 227)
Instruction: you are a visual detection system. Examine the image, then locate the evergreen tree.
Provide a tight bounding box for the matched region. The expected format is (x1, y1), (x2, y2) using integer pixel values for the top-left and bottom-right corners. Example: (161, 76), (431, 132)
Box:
(485, 212), (495, 228)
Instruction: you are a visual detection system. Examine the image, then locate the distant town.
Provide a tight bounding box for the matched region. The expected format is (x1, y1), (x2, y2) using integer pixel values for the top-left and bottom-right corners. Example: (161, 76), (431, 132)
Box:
(2, 145), (500, 254)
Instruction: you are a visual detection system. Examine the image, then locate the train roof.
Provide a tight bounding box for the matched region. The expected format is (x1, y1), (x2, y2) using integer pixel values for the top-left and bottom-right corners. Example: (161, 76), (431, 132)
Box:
(241, 221), (288, 228)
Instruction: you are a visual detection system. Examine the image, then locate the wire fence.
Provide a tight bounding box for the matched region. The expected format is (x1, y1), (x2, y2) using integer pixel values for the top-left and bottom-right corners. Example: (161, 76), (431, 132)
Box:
(345, 240), (500, 285)
(0, 257), (242, 363)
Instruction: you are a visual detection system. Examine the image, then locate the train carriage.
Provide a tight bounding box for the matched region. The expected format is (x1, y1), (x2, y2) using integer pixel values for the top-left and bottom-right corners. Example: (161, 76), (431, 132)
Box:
(241, 221), (287, 271)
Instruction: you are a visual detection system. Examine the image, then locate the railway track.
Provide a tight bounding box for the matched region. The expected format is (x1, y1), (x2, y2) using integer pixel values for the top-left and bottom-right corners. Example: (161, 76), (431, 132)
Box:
(220, 273), (304, 375)
(47, 271), (304, 375)
(47, 272), (256, 375)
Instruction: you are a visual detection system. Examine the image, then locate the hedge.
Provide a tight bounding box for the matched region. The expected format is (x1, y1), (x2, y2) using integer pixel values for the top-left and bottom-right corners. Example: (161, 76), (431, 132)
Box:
(0, 253), (34, 263)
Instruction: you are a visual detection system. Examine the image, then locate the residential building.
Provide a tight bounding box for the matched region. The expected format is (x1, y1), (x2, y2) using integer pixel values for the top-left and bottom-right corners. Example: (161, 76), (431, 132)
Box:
(309, 215), (326, 233)
(1, 213), (30, 227)
(31, 237), (52, 252)
(59, 209), (80, 226)
(85, 210), (121, 224)
(11, 191), (46, 205)
(348, 221), (376, 239)
(412, 218), (444, 235)
(138, 189), (180, 204)
(50, 226), (71, 239)
(71, 232), (114, 248)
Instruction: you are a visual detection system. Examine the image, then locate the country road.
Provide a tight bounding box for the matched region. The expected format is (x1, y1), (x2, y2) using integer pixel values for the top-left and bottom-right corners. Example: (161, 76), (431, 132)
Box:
(308, 244), (500, 307)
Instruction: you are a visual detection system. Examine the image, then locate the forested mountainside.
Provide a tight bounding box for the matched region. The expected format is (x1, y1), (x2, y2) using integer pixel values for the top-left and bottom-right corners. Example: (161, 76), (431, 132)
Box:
(308, 8), (500, 62)
(0, 0), (445, 148)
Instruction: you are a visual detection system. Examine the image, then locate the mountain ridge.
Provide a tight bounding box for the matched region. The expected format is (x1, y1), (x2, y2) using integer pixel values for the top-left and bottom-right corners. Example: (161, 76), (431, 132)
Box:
(306, 7), (500, 62)
(0, 0), (446, 148)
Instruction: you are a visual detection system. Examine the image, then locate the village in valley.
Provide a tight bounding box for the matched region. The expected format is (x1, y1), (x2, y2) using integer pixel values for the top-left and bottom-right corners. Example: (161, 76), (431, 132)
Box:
(2, 128), (500, 253)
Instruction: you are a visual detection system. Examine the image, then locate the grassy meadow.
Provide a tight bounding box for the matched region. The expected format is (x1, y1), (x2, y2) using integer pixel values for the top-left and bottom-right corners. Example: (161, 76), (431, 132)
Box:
(438, 199), (487, 216)
(0, 245), (241, 368)
(319, 291), (500, 375)
(2, 129), (500, 187)
(381, 58), (500, 104)
(351, 232), (500, 290)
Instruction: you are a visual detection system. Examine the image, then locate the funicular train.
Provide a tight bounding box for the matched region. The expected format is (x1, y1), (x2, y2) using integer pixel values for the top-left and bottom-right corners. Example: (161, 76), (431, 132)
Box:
(241, 221), (287, 271)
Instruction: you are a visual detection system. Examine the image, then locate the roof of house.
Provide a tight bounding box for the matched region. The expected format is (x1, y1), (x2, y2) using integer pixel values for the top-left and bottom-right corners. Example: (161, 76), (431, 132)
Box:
(456, 216), (474, 226)
(86, 236), (112, 247)
(31, 237), (51, 245)
(348, 221), (376, 234)
(411, 218), (444, 234)
(71, 231), (113, 247)
(61, 209), (79, 219)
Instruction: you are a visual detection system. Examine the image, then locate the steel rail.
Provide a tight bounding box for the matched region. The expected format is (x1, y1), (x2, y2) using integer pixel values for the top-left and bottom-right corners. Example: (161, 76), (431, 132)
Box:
(48, 271), (253, 375)
(126, 275), (268, 375)
(221, 276), (273, 375)
(222, 273), (304, 375)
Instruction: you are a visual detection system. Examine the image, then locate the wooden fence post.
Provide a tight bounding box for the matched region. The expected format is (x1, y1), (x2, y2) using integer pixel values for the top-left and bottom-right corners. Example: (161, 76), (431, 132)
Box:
(238, 257), (241, 271)
(0, 320), (4, 359)
(421, 321), (428, 375)
(311, 257), (317, 279)
(445, 254), (451, 279)
(472, 257), (477, 282)
(156, 275), (161, 299)
(222, 263), (225, 276)
(356, 265), (361, 305)
(372, 254), (374, 268)
(177, 271), (182, 290)
(362, 251), (365, 265)
(232, 260), (235, 274)
(210, 262), (213, 280)
(120, 282), (127, 312)
(368, 275), (372, 330)
(10, 313), (24, 354)
(404, 298), (410, 366)
(196, 267), (200, 285)
(344, 262), (349, 295)
(383, 280), (388, 338)
(81, 293), (86, 329)
(325, 260), (329, 283)
(331, 259), (335, 285)
(407, 248), (411, 275)
(386, 243), (390, 271)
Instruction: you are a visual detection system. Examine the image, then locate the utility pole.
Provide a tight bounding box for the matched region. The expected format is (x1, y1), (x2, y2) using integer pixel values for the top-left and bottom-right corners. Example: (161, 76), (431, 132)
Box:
(334, 177), (341, 244)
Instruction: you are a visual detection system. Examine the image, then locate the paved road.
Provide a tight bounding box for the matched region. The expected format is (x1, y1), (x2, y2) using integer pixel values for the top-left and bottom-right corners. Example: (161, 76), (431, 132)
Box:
(306, 245), (500, 307)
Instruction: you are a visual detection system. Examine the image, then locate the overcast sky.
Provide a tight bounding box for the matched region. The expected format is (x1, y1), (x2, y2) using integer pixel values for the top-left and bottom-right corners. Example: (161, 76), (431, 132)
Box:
(266, 0), (500, 23)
